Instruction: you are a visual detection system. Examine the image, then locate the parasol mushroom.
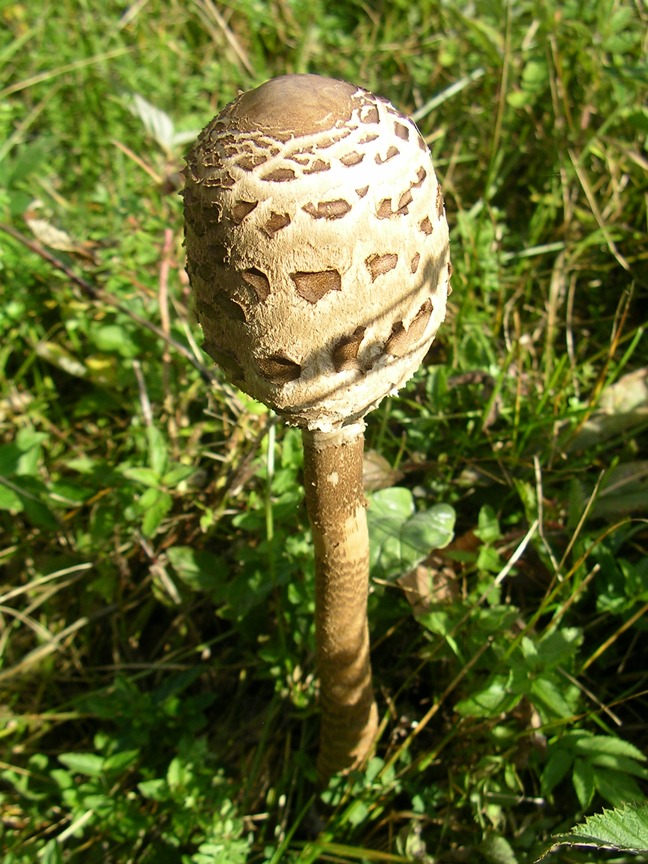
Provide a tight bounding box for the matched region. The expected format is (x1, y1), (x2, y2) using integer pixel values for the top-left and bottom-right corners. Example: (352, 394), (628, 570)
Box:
(183, 73), (451, 784)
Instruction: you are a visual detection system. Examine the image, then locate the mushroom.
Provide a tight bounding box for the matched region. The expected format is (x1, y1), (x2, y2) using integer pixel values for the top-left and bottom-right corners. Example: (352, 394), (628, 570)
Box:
(184, 73), (451, 784)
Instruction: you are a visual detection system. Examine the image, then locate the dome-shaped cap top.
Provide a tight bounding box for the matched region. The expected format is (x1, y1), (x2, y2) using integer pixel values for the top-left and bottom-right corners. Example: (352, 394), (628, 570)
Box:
(223, 74), (359, 138)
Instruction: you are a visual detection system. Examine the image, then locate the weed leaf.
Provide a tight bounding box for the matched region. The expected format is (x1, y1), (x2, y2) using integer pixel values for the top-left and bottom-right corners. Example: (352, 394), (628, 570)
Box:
(549, 801), (648, 854)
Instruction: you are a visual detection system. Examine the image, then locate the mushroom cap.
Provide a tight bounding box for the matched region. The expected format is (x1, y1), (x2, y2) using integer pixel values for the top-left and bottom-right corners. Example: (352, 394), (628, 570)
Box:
(184, 73), (451, 432)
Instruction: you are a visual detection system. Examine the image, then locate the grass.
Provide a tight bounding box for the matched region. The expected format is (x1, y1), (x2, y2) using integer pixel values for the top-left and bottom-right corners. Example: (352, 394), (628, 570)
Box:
(0, 0), (647, 861)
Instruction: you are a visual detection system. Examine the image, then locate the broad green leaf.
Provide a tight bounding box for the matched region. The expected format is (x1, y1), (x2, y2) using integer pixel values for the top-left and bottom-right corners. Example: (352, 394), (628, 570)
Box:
(572, 734), (647, 763)
(609, 6), (636, 33)
(162, 464), (195, 487)
(589, 754), (648, 779)
(455, 674), (520, 718)
(103, 749), (140, 775)
(594, 766), (646, 808)
(541, 749), (573, 796)
(572, 757), (595, 809)
(474, 504), (502, 543)
(368, 488), (455, 579)
(370, 487), (414, 520)
(0, 443), (23, 476)
(530, 676), (574, 719)
(0, 480), (23, 512)
(0, 429), (47, 477)
(58, 752), (105, 777)
(41, 840), (64, 864)
(404, 507), (455, 556)
(523, 627), (582, 670)
(90, 323), (142, 358)
(416, 609), (462, 658)
(166, 546), (226, 594)
(82, 793), (115, 817)
(138, 778), (169, 801)
(223, 567), (274, 621)
(16, 476), (60, 529)
(521, 58), (548, 91)
(139, 488), (172, 536)
(147, 425), (168, 477)
(49, 480), (92, 506)
(477, 545), (502, 573)
(123, 466), (161, 487)
(480, 833), (518, 864)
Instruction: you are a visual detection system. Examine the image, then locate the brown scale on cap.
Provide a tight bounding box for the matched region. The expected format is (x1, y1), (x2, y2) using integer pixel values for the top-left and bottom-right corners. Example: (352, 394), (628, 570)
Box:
(302, 199), (352, 220)
(366, 252), (398, 281)
(230, 200), (258, 224)
(291, 270), (342, 303)
(262, 212), (291, 237)
(385, 299), (434, 358)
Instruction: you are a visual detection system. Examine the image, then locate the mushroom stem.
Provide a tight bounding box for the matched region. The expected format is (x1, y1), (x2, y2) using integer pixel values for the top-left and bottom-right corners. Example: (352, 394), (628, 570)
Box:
(302, 422), (378, 783)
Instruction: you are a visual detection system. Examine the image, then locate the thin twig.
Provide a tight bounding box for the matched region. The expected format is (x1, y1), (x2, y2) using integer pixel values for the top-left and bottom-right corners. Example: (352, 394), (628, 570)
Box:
(581, 600), (648, 673)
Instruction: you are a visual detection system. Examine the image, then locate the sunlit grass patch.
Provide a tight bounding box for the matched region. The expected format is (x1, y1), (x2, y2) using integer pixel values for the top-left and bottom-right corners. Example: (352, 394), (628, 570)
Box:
(1, 0), (646, 861)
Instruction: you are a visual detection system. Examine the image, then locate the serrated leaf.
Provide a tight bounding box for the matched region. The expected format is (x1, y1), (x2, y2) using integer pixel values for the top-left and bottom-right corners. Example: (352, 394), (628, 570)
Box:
(553, 802), (648, 853)
(525, 627), (582, 670)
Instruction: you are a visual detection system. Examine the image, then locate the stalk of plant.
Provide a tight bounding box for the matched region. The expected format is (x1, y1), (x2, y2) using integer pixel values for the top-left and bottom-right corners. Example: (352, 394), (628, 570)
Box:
(302, 422), (377, 779)
(183, 74), (451, 784)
